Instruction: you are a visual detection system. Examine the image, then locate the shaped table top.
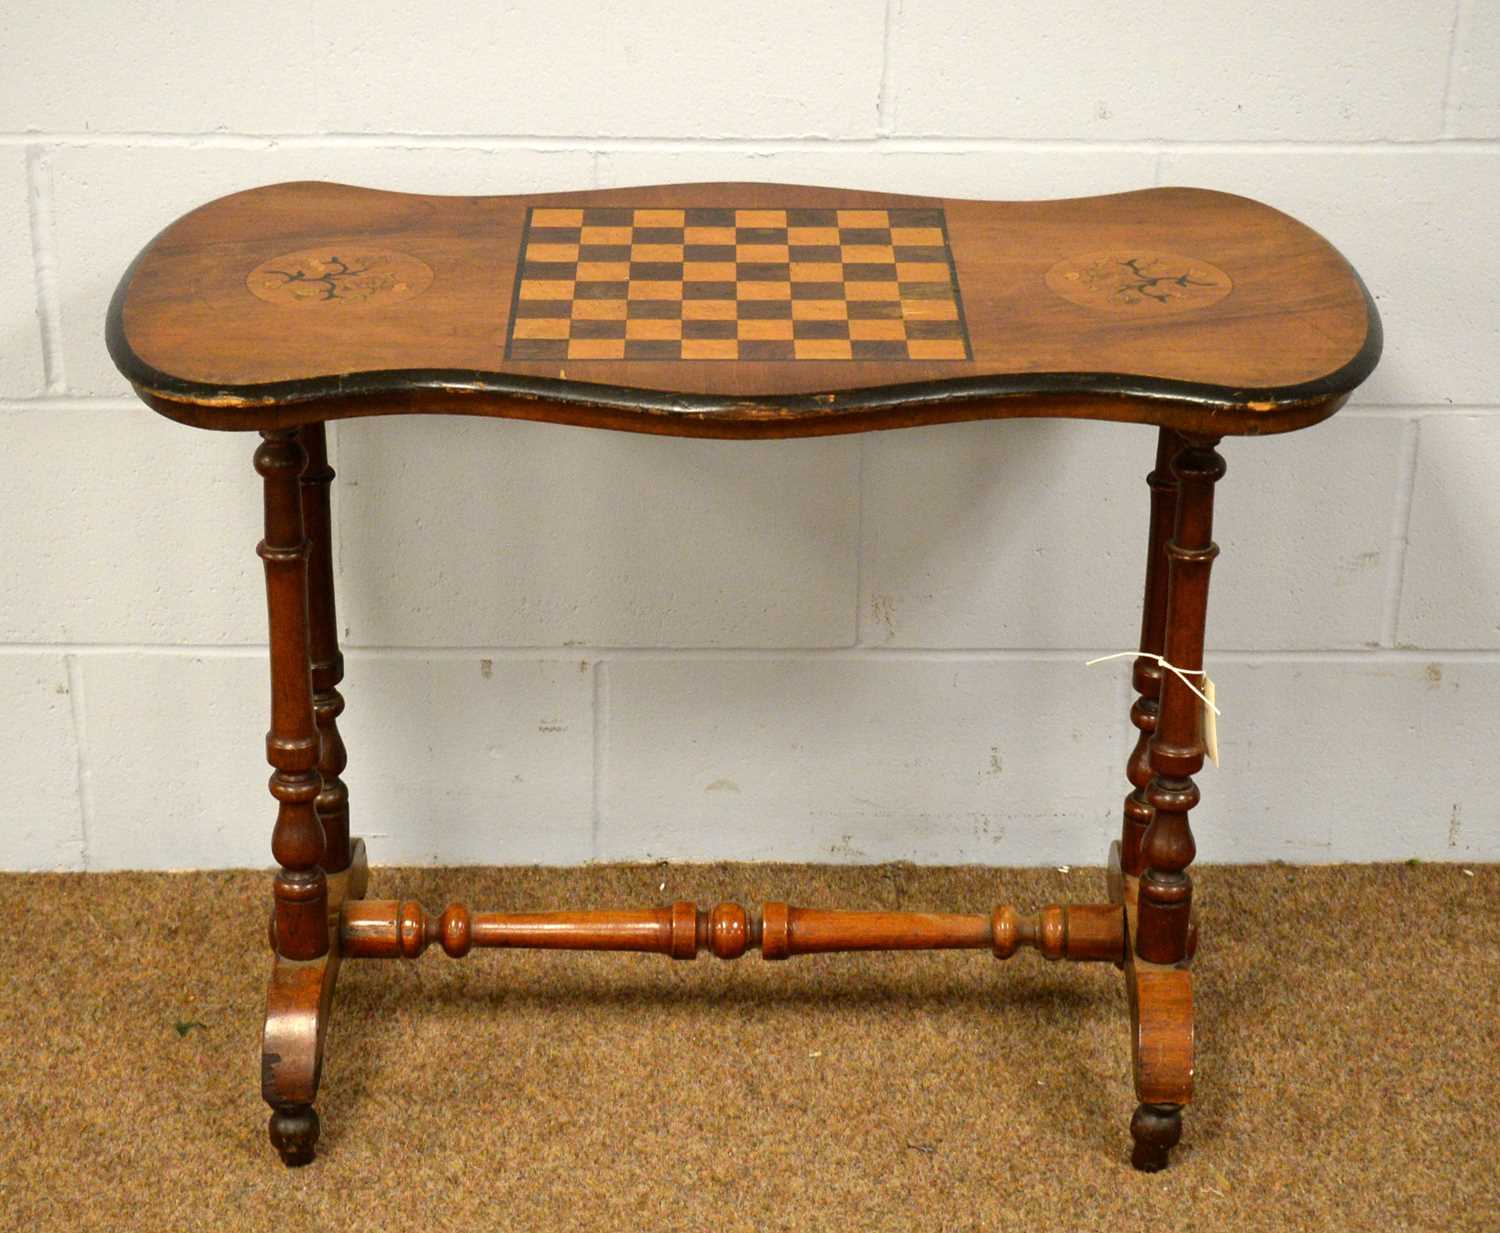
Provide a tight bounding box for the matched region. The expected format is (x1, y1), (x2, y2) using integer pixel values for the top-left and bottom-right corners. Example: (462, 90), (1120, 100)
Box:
(108, 181), (1380, 437)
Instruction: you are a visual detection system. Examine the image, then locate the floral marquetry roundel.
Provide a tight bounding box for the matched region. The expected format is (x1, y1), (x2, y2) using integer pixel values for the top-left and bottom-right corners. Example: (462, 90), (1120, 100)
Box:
(247, 249), (434, 308)
(1046, 251), (1232, 314)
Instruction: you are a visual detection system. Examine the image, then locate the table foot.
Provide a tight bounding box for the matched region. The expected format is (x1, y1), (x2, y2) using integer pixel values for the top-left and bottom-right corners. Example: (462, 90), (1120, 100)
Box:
(260, 838), (367, 1166)
(1130, 1103), (1182, 1172)
(268, 1103), (320, 1167)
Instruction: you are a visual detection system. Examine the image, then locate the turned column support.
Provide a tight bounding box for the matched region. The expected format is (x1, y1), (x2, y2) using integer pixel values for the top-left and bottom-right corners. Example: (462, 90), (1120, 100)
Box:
(1122, 427), (1183, 877)
(256, 429), (328, 961)
(1136, 436), (1225, 966)
(340, 900), (1127, 963)
(298, 423), (350, 875)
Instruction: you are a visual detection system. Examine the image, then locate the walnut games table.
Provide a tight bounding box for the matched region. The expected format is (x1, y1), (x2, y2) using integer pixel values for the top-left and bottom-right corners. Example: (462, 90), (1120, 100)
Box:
(106, 181), (1380, 1171)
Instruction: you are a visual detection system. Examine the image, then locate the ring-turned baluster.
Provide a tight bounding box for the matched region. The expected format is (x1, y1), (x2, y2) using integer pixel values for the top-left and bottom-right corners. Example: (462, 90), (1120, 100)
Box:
(1137, 436), (1224, 965)
(298, 424), (349, 875)
(256, 428), (328, 960)
(1122, 427), (1183, 877)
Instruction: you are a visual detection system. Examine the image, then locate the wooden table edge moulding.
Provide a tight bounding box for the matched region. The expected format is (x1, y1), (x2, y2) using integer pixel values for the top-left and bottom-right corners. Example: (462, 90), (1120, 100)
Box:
(106, 180), (1381, 1171)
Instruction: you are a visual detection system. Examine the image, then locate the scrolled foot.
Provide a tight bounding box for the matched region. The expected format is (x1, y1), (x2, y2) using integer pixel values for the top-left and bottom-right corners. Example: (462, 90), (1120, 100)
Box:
(269, 1103), (320, 1167)
(1129, 1102), (1181, 1172)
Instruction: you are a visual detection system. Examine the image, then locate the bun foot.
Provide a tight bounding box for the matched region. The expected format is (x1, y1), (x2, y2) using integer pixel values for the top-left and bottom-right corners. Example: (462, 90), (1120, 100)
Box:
(1129, 1102), (1181, 1172)
(269, 1103), (320, 1167)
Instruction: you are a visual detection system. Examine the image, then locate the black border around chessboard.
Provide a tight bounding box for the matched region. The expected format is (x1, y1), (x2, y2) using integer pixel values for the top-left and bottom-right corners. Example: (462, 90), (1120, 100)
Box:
(503, 206), (973, 363)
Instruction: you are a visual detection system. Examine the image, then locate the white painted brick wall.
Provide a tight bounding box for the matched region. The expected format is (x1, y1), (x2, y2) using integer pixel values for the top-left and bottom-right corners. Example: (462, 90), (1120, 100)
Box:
(600, 657), (1125, 864)
(336, 418), (861, 649)
(1450, 1), (1500, 137)
(0, 406), (262, 643)
(81, 652), (596, 869)
(886, 2), (1456, 141)
(0, 149), (44, 395)
(1398, 416), (1500, 647)
(594, 146), (1154, 200)
(1203, 657), (1500, 861)
(2, 655), (83, 870)
(858, 417), (1405, 651)
(2, 4), (1496, 870)
(310, 2), (889, 139)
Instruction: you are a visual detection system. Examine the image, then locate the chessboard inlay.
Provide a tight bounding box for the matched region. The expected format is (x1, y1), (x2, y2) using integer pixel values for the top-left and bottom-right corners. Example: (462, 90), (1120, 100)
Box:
(504, 206), (972, 362)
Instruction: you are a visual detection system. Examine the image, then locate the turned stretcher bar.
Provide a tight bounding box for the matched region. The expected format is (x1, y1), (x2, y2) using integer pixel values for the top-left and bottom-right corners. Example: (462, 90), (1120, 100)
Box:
(339, 899), (1127, 963)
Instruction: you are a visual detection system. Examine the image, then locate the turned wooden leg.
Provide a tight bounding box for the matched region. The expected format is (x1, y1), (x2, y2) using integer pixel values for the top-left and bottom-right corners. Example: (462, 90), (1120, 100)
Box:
(256, 428), (329, 1166)
(258, 428), (327, 959)
(299, 424), (350, 875)
(1119, 435), (1221, 1173)
(1138, 436), (1223, 964)
(1121, 428), (1183, 878)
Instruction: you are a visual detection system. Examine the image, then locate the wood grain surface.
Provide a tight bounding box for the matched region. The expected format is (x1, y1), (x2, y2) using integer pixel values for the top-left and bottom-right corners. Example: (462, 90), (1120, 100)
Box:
(108, 181), (1380, 437)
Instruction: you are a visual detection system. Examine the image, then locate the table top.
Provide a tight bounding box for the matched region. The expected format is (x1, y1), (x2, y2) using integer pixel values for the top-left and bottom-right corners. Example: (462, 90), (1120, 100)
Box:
(108, 181), (1380, 438)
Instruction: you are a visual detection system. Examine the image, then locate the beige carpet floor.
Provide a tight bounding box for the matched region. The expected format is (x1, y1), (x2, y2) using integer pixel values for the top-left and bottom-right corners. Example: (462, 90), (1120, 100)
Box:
(3, 861), (1497, 1232)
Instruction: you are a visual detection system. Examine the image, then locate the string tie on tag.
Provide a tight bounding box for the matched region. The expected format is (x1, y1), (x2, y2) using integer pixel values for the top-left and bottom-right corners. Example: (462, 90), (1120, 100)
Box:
(1084, 651), (1221, 716)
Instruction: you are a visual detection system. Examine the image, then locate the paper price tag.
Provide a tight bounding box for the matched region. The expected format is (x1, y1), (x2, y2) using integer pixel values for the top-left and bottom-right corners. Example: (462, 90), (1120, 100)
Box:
(1201, 674), (1219, 767)
(1084, 651), (1219, 766)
